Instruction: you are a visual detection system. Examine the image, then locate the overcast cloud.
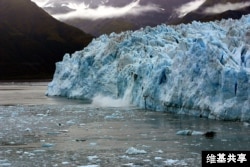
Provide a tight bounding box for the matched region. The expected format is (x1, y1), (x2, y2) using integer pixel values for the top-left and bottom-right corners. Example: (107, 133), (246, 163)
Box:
(31, 0), (51, 7)
(204, 2), (250, 14)
(175, 0), (205, 18)
(32, 0), (160, 20)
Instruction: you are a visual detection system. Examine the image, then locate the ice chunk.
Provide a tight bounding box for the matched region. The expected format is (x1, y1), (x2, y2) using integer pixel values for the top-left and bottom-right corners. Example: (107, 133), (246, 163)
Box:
(89, 142), (97, 146)
(154, 157), (162, 160)
(176, 130), (205, 135)
(164, 159), (179, 165)
(32, 150), (46, 153)
(125, 147), (147, 155)
(61, 162), (70, 165)
(0, 159), (11, 166)
(191, 131), (205, 135)
(164, 159), (188, 166)
(104, 111), (123, 119)
(156, 150), (164, 153)
(66, 120), (75, 125)
(87, 155), (98, 162)
(78, 165), (99, 167)
(122, 163), (134, 167)
(41, 143), (55, 148)
(0, 163), (11, 166)
(176, 130), (193, 135)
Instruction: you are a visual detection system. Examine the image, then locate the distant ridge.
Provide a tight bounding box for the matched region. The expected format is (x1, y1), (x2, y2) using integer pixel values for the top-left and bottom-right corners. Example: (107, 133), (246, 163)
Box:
(39, 0), (250, 36)
(171, 0), (250, 24)
(0, 0), (93, 80)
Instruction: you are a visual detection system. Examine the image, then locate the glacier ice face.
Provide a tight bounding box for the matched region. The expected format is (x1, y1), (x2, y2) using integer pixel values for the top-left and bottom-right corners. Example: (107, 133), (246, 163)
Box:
(47, 15), (250, 121)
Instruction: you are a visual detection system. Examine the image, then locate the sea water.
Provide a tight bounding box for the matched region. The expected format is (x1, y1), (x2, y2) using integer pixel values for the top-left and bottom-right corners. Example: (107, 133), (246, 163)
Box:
(0, 82), (249, 166)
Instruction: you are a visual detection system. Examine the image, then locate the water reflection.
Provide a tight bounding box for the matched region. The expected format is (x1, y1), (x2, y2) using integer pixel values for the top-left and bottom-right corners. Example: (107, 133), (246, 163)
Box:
(141, 111), (250, 152)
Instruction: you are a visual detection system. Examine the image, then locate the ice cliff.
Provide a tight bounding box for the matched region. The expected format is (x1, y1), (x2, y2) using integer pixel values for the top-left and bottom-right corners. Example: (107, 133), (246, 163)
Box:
(47, 15), (250, 121)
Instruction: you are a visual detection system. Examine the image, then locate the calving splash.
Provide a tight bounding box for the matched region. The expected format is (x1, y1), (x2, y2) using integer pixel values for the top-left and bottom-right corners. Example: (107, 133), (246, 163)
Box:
(46, 15), (250, 121)
(91, 94), (130, 107)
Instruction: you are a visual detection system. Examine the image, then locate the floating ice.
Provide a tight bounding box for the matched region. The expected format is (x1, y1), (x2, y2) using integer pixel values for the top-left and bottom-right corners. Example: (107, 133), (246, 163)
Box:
(119, 155), (137, 160)
(156, 150), (164, 153)
(104, 111), (124, 119)
(176, 130), (204, 135)
(191, 131), (205, 135)
(0, 159), (11, 167)
(164, 159), (188, 166)
(0, 163), (12, 166)
(87, 155), (98, 162)
(32, 150), (46, 153)
(89, 142), (97, 146)
(61, 162), (70, 165)
(122, 163), (134, 167)
(243, 122), (250, 126)
(66, 120), (75, 125)
(41, 143), (55, 148)
(125, 147), (147, 155)
(154, 157), (163, 160)
(47, 15), (250, 121)
(143, 159), (151, 162)
(78, 165), (99, 167)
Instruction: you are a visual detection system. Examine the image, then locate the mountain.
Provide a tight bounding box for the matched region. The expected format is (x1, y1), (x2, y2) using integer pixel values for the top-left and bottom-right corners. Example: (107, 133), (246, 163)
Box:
(0, 0), (93, 80)
(33, 0), (191, 36)
(46, 15), (250, 121)
(171, 0), (250, 24)
(33, 0), (250, 36)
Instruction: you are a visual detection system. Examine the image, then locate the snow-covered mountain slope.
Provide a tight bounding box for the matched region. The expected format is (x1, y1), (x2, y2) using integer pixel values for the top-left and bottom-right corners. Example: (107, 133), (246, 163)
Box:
(47, 15), (250, 121)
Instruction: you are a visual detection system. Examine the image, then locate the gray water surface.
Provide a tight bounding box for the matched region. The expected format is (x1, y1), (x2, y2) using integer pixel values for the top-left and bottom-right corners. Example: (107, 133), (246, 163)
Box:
(0, 82), (249, 167)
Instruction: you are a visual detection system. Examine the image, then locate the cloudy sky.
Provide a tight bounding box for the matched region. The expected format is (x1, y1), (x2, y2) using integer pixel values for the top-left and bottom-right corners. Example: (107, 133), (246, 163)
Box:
(31, 0), (250, 20)
(175, 0), (250, 17)
(203, 2), (250, 14)
(175, 0), (205, 18)
(31, 0), (160, 20)
(54, 0), (160, 20)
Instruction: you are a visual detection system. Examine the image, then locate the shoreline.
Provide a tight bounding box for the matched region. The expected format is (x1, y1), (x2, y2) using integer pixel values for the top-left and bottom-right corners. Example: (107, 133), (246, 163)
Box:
(0, 79), (52, 83)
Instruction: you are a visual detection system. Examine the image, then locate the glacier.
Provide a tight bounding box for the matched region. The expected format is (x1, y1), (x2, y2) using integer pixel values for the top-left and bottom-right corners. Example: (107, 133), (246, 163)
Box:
(46, 15), (250, 121)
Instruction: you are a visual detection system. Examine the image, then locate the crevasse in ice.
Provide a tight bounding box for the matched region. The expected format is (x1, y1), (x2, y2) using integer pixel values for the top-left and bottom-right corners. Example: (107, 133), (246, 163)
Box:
(47, 15), (250, 121)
